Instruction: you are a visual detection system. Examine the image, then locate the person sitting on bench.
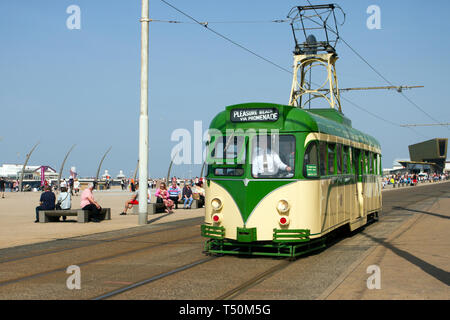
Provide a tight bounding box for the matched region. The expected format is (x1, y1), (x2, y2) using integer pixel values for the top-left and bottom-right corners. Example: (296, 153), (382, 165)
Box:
(120, 182), (150, 215)
(155, 182), (174, 214)
(80, 182), (102, 222)
(57, 186), (72, 221)
(182, 182), (194, 209)
(34, 185), (56, 223)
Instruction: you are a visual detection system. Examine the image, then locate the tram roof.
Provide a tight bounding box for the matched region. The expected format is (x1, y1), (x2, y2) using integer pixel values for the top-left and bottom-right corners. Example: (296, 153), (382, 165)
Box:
(209, 102), (381, 150)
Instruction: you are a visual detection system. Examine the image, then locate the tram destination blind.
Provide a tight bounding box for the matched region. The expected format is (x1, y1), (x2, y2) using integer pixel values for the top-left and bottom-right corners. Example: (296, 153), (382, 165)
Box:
(230, 108), (279, 123)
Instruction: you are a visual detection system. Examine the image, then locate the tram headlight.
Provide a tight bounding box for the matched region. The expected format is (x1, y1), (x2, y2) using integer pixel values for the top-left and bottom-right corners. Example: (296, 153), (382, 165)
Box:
(211, 198), (223, 211)
(277, 200), (290, 213)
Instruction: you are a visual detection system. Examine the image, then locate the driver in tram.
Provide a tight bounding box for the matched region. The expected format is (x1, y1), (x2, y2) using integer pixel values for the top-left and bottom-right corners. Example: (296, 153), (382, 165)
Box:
(252, 138), (292, 178)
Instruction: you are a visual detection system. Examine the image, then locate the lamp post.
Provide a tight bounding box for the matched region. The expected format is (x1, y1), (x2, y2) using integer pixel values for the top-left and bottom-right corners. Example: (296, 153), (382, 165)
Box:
(138, 0), (149, 225)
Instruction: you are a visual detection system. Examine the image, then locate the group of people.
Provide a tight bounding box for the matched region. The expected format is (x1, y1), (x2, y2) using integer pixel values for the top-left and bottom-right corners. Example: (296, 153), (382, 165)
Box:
(0, 178), (20, 194)
(156, 180), (203, 213)
(34, 182), (103, 223)
(120, 178), (159, 191)
(32, 177), (206, 222)
(59, 178), (81, 195)
(382, 172), (449, 188)
(120, 179), (205, 215)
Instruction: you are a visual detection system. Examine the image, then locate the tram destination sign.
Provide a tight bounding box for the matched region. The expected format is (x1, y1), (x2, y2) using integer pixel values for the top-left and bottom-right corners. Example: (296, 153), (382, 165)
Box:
(230, 108), (279, 123)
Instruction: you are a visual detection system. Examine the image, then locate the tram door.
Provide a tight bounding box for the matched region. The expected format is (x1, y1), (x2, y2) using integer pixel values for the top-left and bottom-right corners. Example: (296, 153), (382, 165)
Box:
(353, 149), (364, 218)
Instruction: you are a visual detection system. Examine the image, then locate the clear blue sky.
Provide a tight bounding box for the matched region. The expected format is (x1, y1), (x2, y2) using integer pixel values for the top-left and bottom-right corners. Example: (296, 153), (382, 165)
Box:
(0, 0), (449, 178)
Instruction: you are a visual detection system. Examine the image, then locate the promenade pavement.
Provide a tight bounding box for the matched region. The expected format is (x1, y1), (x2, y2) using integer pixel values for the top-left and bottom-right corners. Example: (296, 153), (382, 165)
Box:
(321, 183), (450, 300)
(0, 181), (448, 250)
(0, 189), (203, 249)
(1, 182), (449, 301)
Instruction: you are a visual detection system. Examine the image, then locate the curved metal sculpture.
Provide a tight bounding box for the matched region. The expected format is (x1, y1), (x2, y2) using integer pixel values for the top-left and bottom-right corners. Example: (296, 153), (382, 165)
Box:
(95, 146), (112, 185)
(166, 153), (177, 184)
(200, 161), (206, 179)
(19, 142), (39, 192)
(57, 144), (76, 191)
(133, 160), (139, 181)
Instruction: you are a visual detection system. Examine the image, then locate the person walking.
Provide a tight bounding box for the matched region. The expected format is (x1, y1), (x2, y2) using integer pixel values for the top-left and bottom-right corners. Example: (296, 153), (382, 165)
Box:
(80, 182), (102, 222)
(73, 179), (80, 195)
(35, 185), (56, 223)
(0, 177), (5, 199)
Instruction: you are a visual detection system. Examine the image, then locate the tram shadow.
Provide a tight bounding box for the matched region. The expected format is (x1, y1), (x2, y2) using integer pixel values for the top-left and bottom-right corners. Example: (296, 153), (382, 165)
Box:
(324, 214), (379, 252)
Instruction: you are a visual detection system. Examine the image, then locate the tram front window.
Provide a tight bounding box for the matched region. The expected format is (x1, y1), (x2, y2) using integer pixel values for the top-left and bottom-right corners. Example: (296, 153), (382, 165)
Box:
(208, 135), (246, 176)
(251, 135), (295, 178)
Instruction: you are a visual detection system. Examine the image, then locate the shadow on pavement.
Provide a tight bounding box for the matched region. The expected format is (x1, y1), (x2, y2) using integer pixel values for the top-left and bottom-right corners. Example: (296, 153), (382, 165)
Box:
(361, 232), (450, 286)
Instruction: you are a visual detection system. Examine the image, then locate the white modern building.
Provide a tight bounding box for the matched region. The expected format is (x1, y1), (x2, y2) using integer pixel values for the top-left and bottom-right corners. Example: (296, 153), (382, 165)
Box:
(117, 170), (126, 179)
(0, 164), (58, 181)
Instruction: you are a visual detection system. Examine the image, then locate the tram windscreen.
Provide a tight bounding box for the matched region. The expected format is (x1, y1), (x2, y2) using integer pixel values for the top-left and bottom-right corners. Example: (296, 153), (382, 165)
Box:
(208, 135), (246, 176)
(251, 135), (295, 178)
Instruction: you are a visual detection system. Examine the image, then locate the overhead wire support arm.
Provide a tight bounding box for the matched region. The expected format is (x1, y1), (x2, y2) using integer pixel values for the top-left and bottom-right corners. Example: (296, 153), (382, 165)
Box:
(400, 123), (450, 127)
(317, 85), (424, 93)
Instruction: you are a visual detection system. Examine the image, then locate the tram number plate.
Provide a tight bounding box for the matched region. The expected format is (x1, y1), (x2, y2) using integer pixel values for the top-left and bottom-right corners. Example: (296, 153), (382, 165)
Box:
(230, 108), (279, 123)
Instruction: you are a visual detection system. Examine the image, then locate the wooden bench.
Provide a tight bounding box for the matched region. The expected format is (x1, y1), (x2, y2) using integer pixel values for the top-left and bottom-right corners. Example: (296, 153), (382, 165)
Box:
(131, 203), (165, 215)
(39, 208), (111, 223)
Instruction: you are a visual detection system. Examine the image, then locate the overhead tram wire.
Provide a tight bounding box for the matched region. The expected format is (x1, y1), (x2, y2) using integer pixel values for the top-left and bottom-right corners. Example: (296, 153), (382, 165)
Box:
(304, 0), (447, 130)
(148, 19), (290, 25)
(308, 80), (429, 139)
(340, 95), (429, 139)
(159, 0), (292, 75)
(159, 0), (428, 139)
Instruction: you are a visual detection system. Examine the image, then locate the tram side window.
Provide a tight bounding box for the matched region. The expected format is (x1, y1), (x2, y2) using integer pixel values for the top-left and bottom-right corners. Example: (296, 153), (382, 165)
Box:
(352, 149), (361, 176)
(319, 142), (327, 176)
(378, 154), (382, 176)
(336, 144), (342, 175)
(359, 151), (364, 175)
(304, 142), (319, 178)
(365, 151), (370, 174)
(343, 146), (349, 174)
(328, 143), (336, 175)
(369, 152), (373, 174)
(373, 153), (376, 174)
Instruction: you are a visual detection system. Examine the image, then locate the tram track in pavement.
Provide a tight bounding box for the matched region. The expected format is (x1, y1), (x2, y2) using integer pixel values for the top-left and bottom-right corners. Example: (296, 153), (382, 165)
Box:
(0, 217), (203, 264)
(92, 256), (218, 300)
(91, 253), (294, 300)
(93, 182), (447, 300)
(0, 227), (203, 289)
(214, 260), (292, 300)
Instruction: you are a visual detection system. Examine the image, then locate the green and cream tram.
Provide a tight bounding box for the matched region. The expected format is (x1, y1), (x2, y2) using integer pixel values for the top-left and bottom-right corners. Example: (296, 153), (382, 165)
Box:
(201, 102), (382, 258)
